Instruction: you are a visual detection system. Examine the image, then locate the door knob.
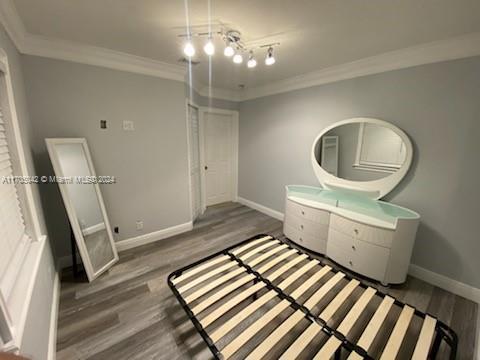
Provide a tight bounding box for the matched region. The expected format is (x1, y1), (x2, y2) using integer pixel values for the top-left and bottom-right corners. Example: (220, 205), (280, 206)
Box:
(204, 165), (208, 170)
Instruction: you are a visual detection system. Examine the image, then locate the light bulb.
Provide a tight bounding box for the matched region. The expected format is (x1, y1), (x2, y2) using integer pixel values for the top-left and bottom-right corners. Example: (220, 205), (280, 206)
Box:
(265, 47), (276, 65)
(233, 53), (243, 64)
(247, 53), (257, 68)
(265, 56), (275, 65)
(224, 44), (235, 57)
(203, 39), (215, 56)
(183, 41), (195, 57)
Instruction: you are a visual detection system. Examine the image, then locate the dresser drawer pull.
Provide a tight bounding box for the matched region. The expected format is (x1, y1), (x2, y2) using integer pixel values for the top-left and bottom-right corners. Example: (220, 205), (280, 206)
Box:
(301, 210), (305, 215)
(351, 245), (356, 251)
(354, 229), (359, 235)
(300, 224), (304, 229)
(299, 237), (303, 242)
(349, 261), (353, 266)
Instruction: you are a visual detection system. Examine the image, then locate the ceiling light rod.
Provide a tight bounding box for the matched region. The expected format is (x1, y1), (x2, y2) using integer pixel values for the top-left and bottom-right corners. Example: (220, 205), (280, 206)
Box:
(177, 31), (223, 38)
(258, 42), (281, 48)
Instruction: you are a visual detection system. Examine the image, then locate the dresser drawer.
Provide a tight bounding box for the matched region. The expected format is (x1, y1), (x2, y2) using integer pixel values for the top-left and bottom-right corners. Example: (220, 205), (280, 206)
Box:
(284, 213), (329, 240)
(327, 238), (391, 282)
(284, 224), (327, 254)
(285, 199), (330, 225)
(330, 214), (393, 248)
(327, 228), (355, 253)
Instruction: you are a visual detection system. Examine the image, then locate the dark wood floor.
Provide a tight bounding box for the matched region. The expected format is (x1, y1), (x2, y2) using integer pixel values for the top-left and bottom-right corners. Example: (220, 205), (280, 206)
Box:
(56, 202), (477, 359)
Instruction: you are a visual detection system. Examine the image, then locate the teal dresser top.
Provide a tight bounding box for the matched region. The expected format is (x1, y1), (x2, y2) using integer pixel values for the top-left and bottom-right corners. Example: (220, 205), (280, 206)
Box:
(286, 185), (419, 229)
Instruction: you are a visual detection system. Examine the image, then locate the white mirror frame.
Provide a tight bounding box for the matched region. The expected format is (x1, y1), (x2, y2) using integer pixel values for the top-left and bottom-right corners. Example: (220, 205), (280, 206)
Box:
(311, 118), (413, 199)
(46, 138), (118, 281)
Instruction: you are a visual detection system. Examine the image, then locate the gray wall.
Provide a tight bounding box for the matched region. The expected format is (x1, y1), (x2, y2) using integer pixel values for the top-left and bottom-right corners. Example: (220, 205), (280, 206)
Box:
(0, 25), (55, 359)
(22, 56), (192, 258)
(239, 56), (480, 288)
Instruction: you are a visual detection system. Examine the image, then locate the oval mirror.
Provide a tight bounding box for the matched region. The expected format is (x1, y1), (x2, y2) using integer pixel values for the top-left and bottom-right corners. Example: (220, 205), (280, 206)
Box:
(311, 118), (413, 199)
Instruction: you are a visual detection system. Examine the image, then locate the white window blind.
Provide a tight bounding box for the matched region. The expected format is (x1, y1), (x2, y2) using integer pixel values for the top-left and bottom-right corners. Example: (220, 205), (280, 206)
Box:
(0, 106), (31, 301)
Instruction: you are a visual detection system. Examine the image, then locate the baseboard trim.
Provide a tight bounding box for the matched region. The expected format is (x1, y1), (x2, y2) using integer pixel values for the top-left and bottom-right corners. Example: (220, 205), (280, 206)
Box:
(116, 221), (193, 252)
(47, 271), (60, 360)
(408, 264), (480, 304)
(237, 196), (284, 221)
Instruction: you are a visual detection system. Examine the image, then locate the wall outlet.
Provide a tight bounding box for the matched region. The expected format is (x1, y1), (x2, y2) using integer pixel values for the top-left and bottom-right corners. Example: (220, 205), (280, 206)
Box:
(100, 119), (107, 129)
(123, 120), (134, 131)
(136, 220), (143, 230)
(114, 226), (119, 234)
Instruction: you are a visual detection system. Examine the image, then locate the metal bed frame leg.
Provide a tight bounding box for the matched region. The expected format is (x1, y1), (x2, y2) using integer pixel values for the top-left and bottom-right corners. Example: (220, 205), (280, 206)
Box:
(429, 327), (458, 360)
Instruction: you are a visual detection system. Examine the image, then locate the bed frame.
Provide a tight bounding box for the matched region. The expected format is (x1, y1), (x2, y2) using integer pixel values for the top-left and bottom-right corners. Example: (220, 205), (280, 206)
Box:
(168, 234), (457, 359)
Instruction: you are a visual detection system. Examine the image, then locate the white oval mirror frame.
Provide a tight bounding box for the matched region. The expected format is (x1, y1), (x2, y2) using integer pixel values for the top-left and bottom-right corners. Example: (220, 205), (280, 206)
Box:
(311, 117), (413, 199)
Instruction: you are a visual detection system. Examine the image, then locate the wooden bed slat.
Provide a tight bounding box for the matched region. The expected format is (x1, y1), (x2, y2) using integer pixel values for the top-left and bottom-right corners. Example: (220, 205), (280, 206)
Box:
(221, 265), (332, 359)
(192, 273), (256, 315)
(279, 322), (322, 360)
(303, 272), (345, 308)
(312, 287), (377, 360)
(184, 268), (246, 303)
(210, 260), (322, 343)
(171, 255), (229, 285)
(193, 248), (296, 316)
(200, 256), (309, 329)
(246, 274), (352, 360)
(245, 311), (305, 360)
(238, 240), (281, 261)
(379, 305), (415, 360)
(319, 279), (360, 321)
(178, 261), (237, 293)
(411, 316), (437, 360)
(231, 236), (273, 256)
(246, 244), (289, 267)
(348, 295), (395, 360)
(221, 299), (292, 359)
(256, 249), (301, 274)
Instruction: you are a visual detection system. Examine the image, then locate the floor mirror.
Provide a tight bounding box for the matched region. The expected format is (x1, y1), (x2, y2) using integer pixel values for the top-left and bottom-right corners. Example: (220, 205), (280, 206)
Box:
(46, 138), (118, 281)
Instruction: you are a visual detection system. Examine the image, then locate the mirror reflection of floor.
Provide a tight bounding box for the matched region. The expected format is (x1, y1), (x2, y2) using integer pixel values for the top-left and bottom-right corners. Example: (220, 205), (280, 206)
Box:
(83, 229), (115, 272)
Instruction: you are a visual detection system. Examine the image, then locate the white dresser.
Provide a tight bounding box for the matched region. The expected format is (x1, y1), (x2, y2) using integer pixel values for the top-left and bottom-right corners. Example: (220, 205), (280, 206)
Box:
(283, 185), (419, 285)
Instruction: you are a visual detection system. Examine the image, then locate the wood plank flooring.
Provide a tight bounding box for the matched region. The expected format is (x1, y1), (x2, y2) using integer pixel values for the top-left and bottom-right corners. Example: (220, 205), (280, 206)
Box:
(56, 202), (477, 359)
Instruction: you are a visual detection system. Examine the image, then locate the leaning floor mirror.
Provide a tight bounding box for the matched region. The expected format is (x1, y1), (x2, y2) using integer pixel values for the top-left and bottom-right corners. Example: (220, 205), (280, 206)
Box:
(46, 138), (118, 282)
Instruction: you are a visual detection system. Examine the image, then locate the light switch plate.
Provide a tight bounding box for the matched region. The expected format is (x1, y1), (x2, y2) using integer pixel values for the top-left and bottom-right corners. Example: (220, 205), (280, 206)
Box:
(123, 120), (134, 131)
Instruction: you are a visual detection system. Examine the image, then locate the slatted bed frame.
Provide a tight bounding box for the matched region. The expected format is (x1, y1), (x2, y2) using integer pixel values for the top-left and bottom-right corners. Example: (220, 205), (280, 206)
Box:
(168, 234), (457, 359)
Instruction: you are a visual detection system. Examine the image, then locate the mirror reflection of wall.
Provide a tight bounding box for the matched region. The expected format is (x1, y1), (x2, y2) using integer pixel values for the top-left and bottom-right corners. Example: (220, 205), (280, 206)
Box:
(315, 122), (408, 182)
(54, 143), (115, 274)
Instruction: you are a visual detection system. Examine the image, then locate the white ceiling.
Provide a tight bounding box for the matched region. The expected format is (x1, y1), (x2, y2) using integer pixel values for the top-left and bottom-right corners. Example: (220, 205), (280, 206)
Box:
(12, 0), (480, 91)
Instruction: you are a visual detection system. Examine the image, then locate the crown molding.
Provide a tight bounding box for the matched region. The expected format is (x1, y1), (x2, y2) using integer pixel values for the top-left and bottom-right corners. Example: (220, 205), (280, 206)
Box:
(197, 85), (243, 102)
(241, 32), (480, 101)
(22, 34), (186, 82)
(0, 0), (186, 82)
(1, 0), (480, 101)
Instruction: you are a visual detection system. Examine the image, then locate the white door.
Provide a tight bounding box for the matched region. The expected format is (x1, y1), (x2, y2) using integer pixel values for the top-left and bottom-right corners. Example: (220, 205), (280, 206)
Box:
(188, 105), (202, 219)
(203, 111), (235, 206)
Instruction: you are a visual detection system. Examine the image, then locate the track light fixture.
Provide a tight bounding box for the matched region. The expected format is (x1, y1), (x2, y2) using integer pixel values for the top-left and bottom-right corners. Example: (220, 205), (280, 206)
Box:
(203, 38), (215, 56)
(179, 29), (279, 68)
(265, 47), (276, 66)
(233, 53), (243, 64)
(183, 41), (195, 57)
(224, 40), (235, 57)
(247, 52), (257, 68)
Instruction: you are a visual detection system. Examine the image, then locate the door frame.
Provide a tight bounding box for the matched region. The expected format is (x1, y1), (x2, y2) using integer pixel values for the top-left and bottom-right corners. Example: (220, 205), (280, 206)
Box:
(198, 106), (239, 212)
(185, 99), (201, 221)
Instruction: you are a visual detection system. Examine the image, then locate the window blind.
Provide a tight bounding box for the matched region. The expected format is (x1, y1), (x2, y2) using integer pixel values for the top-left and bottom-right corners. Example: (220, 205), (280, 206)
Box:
(0, 107), (30, 300)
